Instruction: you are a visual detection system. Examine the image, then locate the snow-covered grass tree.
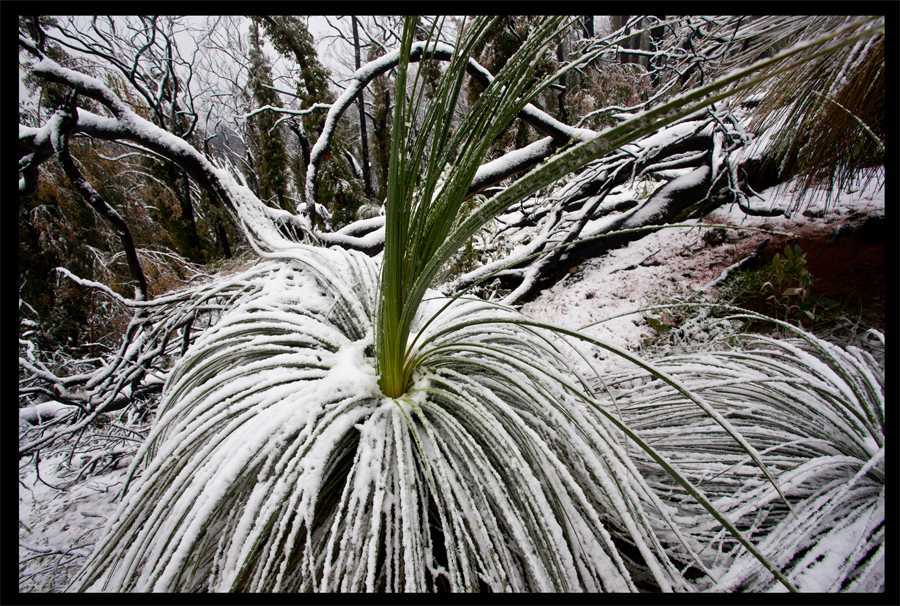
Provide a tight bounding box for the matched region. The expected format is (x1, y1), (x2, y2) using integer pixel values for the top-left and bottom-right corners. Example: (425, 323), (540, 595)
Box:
(67, 16), (884, 592)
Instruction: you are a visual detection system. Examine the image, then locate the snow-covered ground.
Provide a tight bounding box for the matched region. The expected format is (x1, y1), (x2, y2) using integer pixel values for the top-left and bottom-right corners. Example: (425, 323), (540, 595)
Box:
(18, 446), (132, 592)
(523, 173), (885, 370)
(18, 172), (885, 592)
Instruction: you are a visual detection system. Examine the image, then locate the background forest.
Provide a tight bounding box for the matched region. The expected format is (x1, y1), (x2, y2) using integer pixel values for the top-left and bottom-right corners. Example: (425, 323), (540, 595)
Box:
(18, 15), (886, 594)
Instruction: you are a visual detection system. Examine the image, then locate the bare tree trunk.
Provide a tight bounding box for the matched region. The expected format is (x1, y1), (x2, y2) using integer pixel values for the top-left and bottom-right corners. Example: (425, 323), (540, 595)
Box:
(53, 95), (149, 301)
(352, 16), (374, 199)
(215, 216), (232, 259)
(582, 16), (594, 39)
(556, 35), (569, 125)
(289, 122), (311, 172)
(181, 170), (205, 263)
(245, 150), (260, 197)
(304, 42), (590, 210)
(612, 16), (644, 66)
(650, 16), (667, 87)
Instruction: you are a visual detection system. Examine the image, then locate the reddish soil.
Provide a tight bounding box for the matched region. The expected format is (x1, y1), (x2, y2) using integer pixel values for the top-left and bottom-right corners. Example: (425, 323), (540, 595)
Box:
(741, 214), (885, 331)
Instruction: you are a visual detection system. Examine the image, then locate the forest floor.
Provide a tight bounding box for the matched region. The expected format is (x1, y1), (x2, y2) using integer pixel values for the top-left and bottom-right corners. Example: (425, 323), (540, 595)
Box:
(523, 174), (886, 368)
(18, 172), (886, 593)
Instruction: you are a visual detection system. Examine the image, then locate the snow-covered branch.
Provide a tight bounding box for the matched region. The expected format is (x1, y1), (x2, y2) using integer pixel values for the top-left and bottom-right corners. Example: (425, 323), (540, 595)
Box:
(446, 116), (730, 304)
(241, 102), (331, 121)
(304, 40), (597, 212)
(21, 36), (314, 258)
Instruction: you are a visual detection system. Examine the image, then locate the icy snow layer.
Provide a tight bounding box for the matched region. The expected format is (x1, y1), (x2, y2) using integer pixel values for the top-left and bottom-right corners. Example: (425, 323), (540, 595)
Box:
(521, 172), (885, 371)
(69, 253), (696, 591)
(18, 173), (884, 592)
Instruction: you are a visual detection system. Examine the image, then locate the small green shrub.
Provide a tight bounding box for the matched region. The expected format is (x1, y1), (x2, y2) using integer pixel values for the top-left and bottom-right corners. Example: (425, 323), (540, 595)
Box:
(723, 244), (841, 327)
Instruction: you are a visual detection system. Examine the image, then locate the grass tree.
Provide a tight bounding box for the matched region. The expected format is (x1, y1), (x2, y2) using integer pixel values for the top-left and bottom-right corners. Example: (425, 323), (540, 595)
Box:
(604, 308), (884, 591)
(71, 16), (884, 592)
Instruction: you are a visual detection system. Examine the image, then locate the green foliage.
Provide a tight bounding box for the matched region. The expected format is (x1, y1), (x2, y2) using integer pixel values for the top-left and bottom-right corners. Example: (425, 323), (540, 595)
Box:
(18, 122), (215, 355)
(19, 141), (138, 353)
(726, 244), (841, 326)
(19, 16), (81, 116)
(413, 18), (444, 99)
(69, 15), (884, 594)
(633, 176), (657, 200)
(570, 63), (652, 130)
(434, 202), (515, 293)
(247, 19), (291, 212)
(375, 12), (882, 402)
(465, 17), (557, 160)
(142, 158), (206, 265)
(639, 286), (736, 350)
(258, 16), (331, 138)
(258, 16), (366, 225)
(193, 186), (242, 261)
(434, 194), (486, 284)
(646, 314), (672, 333)
(467, 17), (557, 105)
(377, 16), (578, 398)
(318, 152), (368, 229)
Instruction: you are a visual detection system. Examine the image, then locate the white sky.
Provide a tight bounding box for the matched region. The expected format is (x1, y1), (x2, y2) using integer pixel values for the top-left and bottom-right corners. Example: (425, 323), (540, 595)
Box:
(20, 16), (614, 112)
(20, 16), (344, 108)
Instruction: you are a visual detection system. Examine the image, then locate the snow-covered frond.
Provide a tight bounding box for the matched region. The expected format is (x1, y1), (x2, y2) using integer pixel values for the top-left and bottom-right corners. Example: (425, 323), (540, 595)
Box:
(71, 251), (383, 592)
(604, 322), (884, 592)
(70, 250), (692, 591)
(355, 202), (383, 221)
(406, 298), (703, 591)
(64, 16), (884, 595)
(698, 16), (885, 210)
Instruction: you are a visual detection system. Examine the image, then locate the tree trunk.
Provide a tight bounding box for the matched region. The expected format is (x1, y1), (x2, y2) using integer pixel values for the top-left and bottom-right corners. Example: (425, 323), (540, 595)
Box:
(612, 16), (644, 66)
(245, 150), (260, 197)
(447, 120), (720, 305)
(352, 16), (374, 200)
(53, 97), (149, 301)
(290, 122), (311, 171)
(215, 216), (232, 259)
(479, 165), (715, 305)
(180, 170), (205, 264)
(649, 16), (667, 87)
(374, 88), (390, 201)
(556, 35), (569, 125)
